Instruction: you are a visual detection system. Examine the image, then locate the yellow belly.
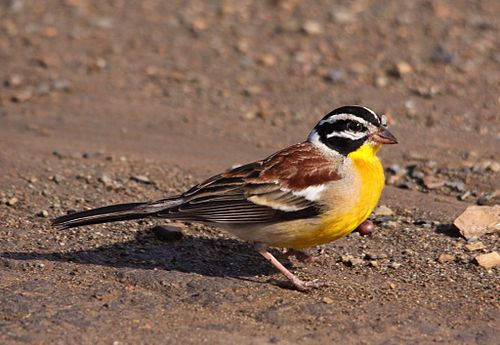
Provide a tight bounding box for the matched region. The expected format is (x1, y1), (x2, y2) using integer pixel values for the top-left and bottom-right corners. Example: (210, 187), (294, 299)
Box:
(270, 144), (385, 249)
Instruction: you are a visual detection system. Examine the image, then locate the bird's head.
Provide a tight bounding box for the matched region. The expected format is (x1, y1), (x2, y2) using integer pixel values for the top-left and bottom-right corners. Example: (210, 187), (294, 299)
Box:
(308, 105), (397, 157)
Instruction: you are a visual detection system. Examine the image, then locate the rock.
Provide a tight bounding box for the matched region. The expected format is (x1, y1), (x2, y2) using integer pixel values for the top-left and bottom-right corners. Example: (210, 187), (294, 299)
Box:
(302, 21), (323, 35)
(422, 176), (445, 189)
(11, 89), (32, 103)
(5, 74), (23, 87)
(388, 262), (401, 269)
(431, 47), (456, 64)
(464, 242), (485, 252)
(322, 297), (334, 304)
(453, 205), (500, 239)
(37, 210), (49, 218)
(324, 68), (345, 84)
(6, 197), (18, 206)
(390, 61), (413, 77)
(341, 255), (363, 267)
(98, 174), (113, 187)
(152, 225), (183, 242)
(445, 181), (466, 193)
(437, 254), (455, 263)
(131, 175), (152, 184)
(474, 252), (500, 269)
(374, 205), (394, 217)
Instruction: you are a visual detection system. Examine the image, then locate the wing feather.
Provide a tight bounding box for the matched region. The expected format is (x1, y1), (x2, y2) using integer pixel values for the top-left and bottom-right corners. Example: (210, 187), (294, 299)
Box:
(156, 143), (341, 224)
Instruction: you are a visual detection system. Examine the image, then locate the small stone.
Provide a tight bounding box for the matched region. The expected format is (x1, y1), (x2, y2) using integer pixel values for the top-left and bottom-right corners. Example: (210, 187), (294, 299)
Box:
(422, 176), (445, 189)
(11, 89), (32, 103)
(431, 47), (456, 64)
(324, 68), (345, 84)
(453, 205), (500, 239)
(341, 255), (363, 267)
(368, 260), (379, 267)
(322, 297), (334, 304)
(52, 79), (72, 92)
(374, 205), (394, 217)
(152, 225), (183, 242)
(374, 75), (388, 88)
(474, 252), (500, 269)
(257, 54), (277, 67)
(465, 242), (485, 252)
(445, 181), (466, 193)
(6, 197), (18, 206)
(302, 21), (323, 35)
(488, 162), (499, 172)
(37, 210), (49, 218)
(390, 61), (413, 77)
(5, 74), (23, 87)
(437, 254), (455, 263)
(131, 175), (152, 184)
(389, 262), (402, 269)
(98, 174), (113, 187)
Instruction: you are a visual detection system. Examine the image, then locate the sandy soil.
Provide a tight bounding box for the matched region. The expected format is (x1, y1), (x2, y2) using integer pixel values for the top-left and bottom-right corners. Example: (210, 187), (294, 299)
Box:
(0, 1), (499, 344)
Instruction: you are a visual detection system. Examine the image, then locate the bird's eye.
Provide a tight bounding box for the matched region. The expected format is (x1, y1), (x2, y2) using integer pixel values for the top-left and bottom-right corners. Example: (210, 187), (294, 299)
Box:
(347, 122), (364, 132)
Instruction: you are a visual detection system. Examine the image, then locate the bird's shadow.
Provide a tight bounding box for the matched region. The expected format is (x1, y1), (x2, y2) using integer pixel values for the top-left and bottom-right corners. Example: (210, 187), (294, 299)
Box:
(1, 228), (285, 279)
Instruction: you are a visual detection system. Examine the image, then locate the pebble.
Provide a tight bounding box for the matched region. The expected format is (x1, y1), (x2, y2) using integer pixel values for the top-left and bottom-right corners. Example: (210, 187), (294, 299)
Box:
(11, 90), (32, 103)
(131, 175), (152, 184)
(464, 242), (485, 252)
(422, 176), (445, 189)
(5, 74), (23, 87)
(431, 47), (456, 64)
(390, 61), (413, 77)
(388, 262), (402, 269)
(453, 205), (500, 239)
(374, 205), (394, 217)
(37, 210), (49, 218)
(341, 255), (363, 267)
(322, 297), (334, 304)
(99, 174), (113, 187)
(302, 21), (323, 35)
(6, 197), (18, 206)
(152, 225), (184, 242)
(445, 181), (466, 193)
(474, 252), (500, 269)
(437, 254), (455, 264)
(324, 68), (345, 84)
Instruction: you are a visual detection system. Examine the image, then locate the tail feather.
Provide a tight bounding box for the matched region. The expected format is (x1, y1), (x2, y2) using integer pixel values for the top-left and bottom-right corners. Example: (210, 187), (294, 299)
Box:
(52, 198), (182, 229)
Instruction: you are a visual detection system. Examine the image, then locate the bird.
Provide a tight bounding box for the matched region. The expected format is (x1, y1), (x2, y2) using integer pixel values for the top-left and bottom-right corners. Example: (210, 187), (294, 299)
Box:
(52, 105), (397, 291)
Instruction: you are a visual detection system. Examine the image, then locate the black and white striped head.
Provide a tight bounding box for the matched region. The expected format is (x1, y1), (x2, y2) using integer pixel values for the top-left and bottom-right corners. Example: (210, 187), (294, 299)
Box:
(308, 105), (397, 155)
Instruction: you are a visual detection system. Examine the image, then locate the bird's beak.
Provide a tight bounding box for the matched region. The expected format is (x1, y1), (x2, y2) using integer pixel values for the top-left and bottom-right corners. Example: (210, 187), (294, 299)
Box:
(371, 127), (398, 144)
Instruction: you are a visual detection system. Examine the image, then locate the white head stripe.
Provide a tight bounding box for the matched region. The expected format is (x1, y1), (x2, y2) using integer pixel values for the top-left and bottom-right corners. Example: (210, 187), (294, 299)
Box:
(326, 131), (367, 140)
(318, 113), (372, 126)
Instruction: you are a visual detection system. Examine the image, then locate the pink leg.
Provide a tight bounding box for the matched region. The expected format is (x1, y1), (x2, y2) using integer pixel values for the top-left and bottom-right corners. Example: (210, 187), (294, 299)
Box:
(255, 244), (328, 291)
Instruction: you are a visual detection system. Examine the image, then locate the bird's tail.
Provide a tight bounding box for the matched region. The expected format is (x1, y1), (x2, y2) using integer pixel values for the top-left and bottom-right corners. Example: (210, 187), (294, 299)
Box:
(52, 197), (183, 229)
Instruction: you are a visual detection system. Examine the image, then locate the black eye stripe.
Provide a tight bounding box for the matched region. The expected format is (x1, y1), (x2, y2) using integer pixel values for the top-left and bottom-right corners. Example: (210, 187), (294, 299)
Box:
(316, 120), (367, 135)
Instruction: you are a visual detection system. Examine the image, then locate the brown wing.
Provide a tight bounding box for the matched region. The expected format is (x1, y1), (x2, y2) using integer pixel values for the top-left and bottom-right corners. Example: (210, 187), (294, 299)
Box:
(157, 142), (341, 224)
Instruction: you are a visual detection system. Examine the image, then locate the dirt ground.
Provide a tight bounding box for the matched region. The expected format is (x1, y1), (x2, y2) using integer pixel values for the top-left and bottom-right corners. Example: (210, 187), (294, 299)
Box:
(0, 1), (499, 344)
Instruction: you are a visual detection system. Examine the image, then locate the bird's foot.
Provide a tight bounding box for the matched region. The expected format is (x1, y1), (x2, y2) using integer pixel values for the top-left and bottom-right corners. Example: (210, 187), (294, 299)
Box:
(278, 277), (330, 292)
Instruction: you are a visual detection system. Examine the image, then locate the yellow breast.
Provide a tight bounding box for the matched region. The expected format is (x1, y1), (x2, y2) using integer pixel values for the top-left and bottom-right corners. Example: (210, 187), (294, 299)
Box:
(273, 143), (385, 249)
